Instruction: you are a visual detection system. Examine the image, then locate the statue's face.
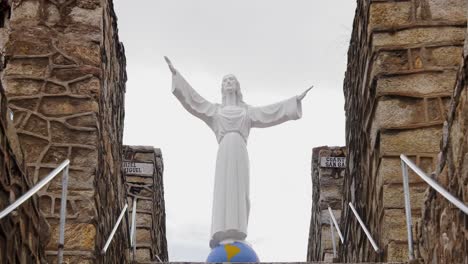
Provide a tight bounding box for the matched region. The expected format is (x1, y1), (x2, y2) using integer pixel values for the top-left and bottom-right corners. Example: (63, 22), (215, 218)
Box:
(222, 74), (239, 93)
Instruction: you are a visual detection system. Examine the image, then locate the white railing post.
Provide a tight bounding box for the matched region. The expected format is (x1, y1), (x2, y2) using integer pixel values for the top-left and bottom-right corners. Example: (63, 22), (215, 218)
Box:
(57, 164), (70, 264)
(131, 198), (137, 260)
(328, 207), (344, 243)
(401, 160), (415, 260)
(349, 202), (380, 252)
(329, 217), (337, 258)
(101, 203), (128, 254)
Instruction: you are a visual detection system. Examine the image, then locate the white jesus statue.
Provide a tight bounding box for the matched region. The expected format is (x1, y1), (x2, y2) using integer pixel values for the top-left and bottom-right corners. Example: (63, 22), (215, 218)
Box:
(165, 57), (312, 249)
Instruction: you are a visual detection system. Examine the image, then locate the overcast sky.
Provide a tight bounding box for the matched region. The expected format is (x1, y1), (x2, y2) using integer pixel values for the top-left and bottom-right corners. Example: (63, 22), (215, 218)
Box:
(113, 1), (356, 261)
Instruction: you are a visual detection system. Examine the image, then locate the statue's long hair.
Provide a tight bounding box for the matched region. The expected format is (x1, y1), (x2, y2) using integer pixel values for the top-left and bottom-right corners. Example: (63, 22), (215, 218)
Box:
(221, 75), (247, 107)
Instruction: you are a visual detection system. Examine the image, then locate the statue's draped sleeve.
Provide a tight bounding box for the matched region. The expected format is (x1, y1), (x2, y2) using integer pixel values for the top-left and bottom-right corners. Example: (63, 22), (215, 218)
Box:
(172, 71), (218, 126)
(248, 96), (302, 128)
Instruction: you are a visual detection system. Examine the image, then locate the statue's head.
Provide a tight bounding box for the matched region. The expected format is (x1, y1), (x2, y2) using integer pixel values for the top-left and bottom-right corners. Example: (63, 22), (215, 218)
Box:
(221, 74), (244, 106)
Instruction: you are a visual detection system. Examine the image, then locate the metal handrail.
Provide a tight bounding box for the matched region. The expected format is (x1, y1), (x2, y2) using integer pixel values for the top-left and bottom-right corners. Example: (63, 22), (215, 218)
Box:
(0, 160), (70, 219)
(155, 255), (163, 262)
(328, 207), (344, 243)
(400, 155), (468, 214)
(0, 159), (70, 264)
(130, 198), (137, 260)
(400, 154), (468, 260)
(101, 203), (128, 254)
(349, 202), (380, 252)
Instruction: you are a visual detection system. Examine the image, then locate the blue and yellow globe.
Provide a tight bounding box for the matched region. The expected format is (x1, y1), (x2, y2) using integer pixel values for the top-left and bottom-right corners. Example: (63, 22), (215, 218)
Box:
(207, 242), (259, 262)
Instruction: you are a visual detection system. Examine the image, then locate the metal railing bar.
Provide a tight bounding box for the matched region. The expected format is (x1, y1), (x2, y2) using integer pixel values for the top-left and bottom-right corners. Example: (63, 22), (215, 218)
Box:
(131, 198), (137, 259)
(155, 255), (163, 262)
(348, 202), (380, 252)
(400, 154), (468, 215)
(101, 203), (128, 254)
(328, 207), (344, 243)
(329, 217), (337, 258)
(57, 164), (70, 264)
(401, 161), (415, 260)
(0, 159), (70, 219)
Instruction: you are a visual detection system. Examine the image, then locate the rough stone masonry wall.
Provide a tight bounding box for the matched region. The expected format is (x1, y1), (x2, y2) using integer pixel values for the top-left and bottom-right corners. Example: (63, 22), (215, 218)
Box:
(417, 36), (468, 264)
(0, 76), (49, 263)
(1, 0), (128, 262)
(123, 146), (168, 263)
(307, 146), (346, 262)
(341, 0), (466, 262)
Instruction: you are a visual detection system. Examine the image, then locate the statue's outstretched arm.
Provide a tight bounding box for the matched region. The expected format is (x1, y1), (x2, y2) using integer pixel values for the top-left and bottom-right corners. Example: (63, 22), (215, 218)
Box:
(164, 56), (177, 76)
(165, 56), (217, 126)
(297, 85), (313, 101)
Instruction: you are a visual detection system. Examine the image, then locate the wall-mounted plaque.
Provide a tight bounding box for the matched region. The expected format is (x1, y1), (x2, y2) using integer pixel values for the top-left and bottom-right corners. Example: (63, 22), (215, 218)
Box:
(320, 157), (346, 168)
(123, 161), (154, 176)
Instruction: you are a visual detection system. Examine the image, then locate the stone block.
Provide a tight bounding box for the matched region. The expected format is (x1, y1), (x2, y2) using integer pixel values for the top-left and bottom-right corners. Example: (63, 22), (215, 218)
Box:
(319, 184), (342, 208)
(18, 134), (49, 162)
(382, 209), (420, 243)
(136, 228), (151, 244)
(383, 183), (427, 209)
(127, 176), (153, 185)
(71, 147), (98, 167)
(427, 46), (463, 67)
(136, 248), (151, 261)
(52, 66), (101, 82)
(44, 82), (68, 94)
(320, 225), (335, 250)
(41, 168), (95, 191)
(77, 0), (101, 9)
(5, 58), (49, 77)
(137, 199), (154, 211)
(6, 29), (54, 56)
(56, 42), (101, 67)
(9, 98), (40, 111)
(427, 0), (467, 22)
(387, 241), (409, 262)
(134, 152), (155, 161)
(50, 121), (97, 145)
(47, 223), (96, 250)
(40, 97), (98, 117)
(23, 114), (49, 137)
(136, 213), (152, 227)
(11, 1), (40, 23)
(4, 79), (43, 96)
(70, 77), (101, 96)
(380, 127), (442, 153)
(70, 7), (102, 28)
(373, 50), (409, 76)
(67, 114), (97, 129)
(380, 156), (426, 184)
(370, 2), (412, 29)
(376, 71), (457, 95)
(373, 27), (465, 47)
(375, 97), (426, 127)
(320, 209), (341, 225)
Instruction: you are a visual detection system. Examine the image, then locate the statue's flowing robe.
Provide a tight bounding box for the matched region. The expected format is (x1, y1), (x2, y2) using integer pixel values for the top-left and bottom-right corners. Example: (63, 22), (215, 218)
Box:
(172, 72), (302, 248)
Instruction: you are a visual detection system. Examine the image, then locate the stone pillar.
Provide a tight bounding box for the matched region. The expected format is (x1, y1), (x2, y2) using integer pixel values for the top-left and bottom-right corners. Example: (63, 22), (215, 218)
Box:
(342, 0), (466, 262)
(307, 146), (346, 262)
(0, 74), (49, 263)
(1, 0), (128, 262)
(417, 31), (468, 263)
(123, 146), (168, 263)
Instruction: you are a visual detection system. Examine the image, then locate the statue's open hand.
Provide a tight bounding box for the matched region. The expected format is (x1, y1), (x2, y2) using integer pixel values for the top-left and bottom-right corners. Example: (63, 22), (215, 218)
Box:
(298, 85), (313, 101)
(164, 56), (176, 75)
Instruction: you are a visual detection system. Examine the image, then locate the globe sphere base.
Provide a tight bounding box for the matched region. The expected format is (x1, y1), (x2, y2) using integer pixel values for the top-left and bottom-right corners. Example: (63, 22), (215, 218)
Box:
(207, 241), (259, 262)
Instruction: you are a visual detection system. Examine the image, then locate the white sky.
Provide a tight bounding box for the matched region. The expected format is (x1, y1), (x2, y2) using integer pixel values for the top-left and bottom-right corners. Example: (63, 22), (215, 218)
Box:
(113, 1), (356, 261)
